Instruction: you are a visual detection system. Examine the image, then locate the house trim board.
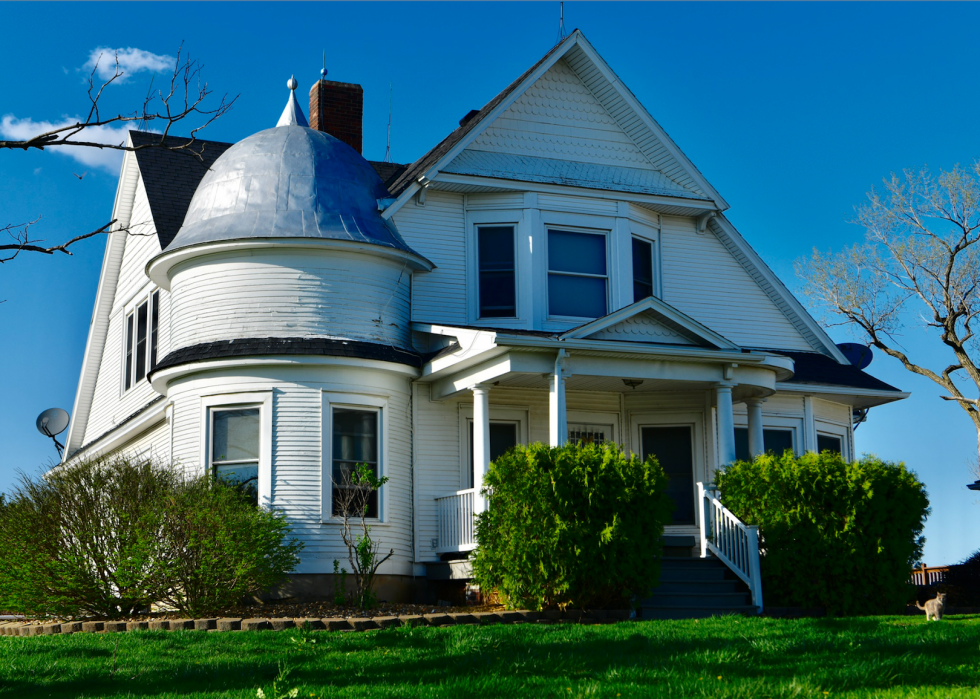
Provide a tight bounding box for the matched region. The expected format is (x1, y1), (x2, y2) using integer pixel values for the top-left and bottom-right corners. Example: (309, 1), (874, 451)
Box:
(65, 143), (141, 458)
(70, 397), (168, 461)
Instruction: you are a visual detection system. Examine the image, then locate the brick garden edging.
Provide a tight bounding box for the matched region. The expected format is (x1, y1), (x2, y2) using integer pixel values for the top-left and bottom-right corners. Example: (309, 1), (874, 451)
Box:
(0, 609), (632, 637)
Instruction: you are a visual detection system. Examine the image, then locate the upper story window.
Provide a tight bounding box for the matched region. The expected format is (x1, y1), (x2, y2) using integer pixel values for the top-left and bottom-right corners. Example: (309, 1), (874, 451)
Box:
(478, 226), (516, 318)
(331, 407), (381, 519)
(211, 407), (260, 505)
(124, 290), (160, 390)
(547, 229), (608, 318)
(632, 237), (655, 302)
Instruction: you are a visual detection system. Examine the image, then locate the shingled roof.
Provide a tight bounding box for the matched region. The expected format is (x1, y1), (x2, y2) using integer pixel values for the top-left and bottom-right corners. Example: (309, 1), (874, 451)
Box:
(775, 350), (901, 393)
(130, 130), (405, 250)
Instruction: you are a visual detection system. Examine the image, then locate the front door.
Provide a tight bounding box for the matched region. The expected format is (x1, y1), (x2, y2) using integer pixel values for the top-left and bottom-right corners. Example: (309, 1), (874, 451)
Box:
(641, 425), (695, 525)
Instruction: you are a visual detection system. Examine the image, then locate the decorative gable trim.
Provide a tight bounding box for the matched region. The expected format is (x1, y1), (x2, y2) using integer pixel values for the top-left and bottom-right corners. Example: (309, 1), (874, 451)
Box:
(64, 141), (142, 458)
(560, 296), (740, 350)
(383, 30), (727, 221)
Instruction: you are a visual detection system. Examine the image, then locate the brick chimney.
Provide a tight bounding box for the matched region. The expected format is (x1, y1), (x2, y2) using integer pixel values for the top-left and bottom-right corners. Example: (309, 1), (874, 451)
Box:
(309, 79), (363, 154)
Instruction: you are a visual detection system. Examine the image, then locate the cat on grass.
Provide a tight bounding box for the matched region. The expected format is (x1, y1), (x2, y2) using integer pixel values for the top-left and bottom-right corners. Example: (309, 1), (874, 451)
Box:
(916, 592), (947, 621)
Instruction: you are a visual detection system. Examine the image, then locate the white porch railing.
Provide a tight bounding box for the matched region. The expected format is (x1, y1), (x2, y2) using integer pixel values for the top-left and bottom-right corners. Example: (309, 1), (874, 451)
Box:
(435, 488), (477, 554)
(697, 482), (763, 611)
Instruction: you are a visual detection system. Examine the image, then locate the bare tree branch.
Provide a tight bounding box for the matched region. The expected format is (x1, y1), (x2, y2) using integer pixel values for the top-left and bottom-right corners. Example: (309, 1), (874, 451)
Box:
(796, 161), (980, 463)
(0, 44), (237, 161)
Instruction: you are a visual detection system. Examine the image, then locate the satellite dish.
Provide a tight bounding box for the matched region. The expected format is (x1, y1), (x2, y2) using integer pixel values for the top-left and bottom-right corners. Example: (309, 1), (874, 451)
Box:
(36, 408), (69, 458)
(836, 343), (873, 370)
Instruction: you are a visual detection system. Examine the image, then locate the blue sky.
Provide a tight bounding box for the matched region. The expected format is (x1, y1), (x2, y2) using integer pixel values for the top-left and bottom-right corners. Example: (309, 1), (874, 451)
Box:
(2, 2), (979, 565)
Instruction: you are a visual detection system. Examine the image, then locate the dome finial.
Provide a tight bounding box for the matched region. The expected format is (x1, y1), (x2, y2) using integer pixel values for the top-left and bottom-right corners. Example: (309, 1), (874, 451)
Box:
(276, 75), (309, 128)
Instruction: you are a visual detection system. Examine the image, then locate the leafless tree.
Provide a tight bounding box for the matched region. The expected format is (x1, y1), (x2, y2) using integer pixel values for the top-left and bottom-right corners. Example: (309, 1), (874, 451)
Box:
(797, 163), (980, 464)
(332, 465), (393, 608)
(2, 45), (236, 264)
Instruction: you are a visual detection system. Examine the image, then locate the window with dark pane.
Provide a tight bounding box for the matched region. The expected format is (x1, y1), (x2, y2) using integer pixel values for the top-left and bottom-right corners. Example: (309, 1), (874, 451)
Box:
(734, 427), (796, 462)
(150, 291), (159, 370)
(212, 408), (260, 505)
(124, 314), (134, 390)
(632, 237), (654, 302)
(467, 421), (518, 489)
(547, 229), (607, 318)
(134, 301), (148, 382)
(817, 434), (842, 455)
(478, 226), (516, 318)
(332, 408), (380, 518)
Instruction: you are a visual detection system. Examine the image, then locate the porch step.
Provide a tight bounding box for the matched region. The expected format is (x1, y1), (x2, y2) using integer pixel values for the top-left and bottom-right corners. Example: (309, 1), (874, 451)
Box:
(640, 556), (758, 620)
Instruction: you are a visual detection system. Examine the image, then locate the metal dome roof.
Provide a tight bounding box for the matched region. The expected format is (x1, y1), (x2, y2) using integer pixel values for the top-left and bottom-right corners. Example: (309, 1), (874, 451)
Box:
(164, 124), (420, 257)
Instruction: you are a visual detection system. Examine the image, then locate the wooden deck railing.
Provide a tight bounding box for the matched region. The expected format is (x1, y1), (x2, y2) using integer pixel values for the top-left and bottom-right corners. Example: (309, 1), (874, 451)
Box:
(911, 564), (949, 586)
(697, 482), (763, 611)
(434, 488), (477, 554)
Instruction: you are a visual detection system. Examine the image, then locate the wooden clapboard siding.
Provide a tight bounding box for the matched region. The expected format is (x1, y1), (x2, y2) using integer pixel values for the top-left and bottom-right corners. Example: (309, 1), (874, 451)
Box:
(166, 366), (415, 575)
(168, 249), (411, 351)
(108, 420), (169, 462)
(393, 191), (467, 325)
(813, 397), (851, 425)
(660, 216), (813, 351)
(81, 178), (169, 447)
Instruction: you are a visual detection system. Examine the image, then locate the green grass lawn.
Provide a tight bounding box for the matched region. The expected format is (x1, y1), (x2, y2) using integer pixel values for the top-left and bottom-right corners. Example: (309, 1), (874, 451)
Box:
(2, 615), (978, 698)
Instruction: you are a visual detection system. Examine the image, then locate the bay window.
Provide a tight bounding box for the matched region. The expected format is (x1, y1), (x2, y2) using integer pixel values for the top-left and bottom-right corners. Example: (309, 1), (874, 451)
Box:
(211, 408), (260, 504)
(331, 407), (381, 518)
(477, 225), (517, 318)
(547, 229), (608, 318)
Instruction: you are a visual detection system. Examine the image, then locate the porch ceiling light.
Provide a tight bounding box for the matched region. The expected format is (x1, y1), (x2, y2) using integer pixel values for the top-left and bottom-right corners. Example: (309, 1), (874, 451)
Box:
(622, 379), (644, 390)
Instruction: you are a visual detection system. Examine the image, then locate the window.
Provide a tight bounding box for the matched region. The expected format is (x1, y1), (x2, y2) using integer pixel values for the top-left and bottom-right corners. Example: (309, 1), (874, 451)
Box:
(332, 407), (381, 518)
(734, 427), (795, 461)
(632, 237), (655, 302)
(817, 433), (843, 455)
(568, 422), (613, 445)
(466, 421), (519, 489)
(478, 226), (516, 318)
(211, 408), (260, 505)
(548, 229), (608, 318)
(124, 290), (160, 390)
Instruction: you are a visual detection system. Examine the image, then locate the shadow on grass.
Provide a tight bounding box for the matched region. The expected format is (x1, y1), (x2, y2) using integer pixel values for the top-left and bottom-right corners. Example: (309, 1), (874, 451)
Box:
(2, 618), (979, 697)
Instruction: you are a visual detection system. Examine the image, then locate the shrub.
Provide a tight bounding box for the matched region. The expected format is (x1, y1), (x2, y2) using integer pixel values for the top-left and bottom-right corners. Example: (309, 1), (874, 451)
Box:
(0, 456), (176, 617)
(716, 451), (929, 615)
(156, 475), (304, 616)
(0, 455), (302, 618)
(471, 441), (673, 611)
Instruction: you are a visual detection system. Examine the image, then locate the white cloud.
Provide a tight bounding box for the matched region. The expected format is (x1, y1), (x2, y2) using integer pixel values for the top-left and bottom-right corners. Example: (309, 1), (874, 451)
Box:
(0, 115), (130, 172)
(82, 47), (174, 83)
(33, 167), (42, 175)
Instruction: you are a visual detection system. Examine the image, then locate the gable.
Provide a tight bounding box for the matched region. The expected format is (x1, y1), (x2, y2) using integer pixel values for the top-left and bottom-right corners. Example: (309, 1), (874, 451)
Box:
(562, 296), (739, 350)
(445, 59), (699, 199)
(588, 310), (698, 345)
(385, 31), (726, 209)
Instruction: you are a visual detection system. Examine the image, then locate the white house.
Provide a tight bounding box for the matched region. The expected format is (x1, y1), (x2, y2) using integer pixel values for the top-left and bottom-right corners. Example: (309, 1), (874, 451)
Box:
(63, 31), (905, 609)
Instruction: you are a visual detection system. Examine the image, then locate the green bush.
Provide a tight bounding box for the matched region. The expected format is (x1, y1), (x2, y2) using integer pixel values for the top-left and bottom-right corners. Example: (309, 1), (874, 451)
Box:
(471, 441), (673, 611)
(156, 474), (304, 616)
(716, 451), (929, 615)
(0, 456), (302, 618)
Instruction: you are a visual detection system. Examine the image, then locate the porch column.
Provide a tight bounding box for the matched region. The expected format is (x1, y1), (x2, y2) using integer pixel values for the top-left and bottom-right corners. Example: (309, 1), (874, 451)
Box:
(472, 384), (490, 513)
(549, 349), (568, 447)
(745, 398), (766, 458)
(715, 383), (737, 465)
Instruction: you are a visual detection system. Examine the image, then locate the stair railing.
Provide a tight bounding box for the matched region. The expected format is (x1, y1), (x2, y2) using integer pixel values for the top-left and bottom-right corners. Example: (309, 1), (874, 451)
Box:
(696, 482), (763, 611)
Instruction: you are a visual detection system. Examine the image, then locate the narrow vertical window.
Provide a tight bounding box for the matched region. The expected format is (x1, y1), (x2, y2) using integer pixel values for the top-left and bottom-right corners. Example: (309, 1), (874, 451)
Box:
(632, 237), (654, 302)
(124, 313), (134, 390)
(211, 408), (260, 505)
(134, 301), (148, 383)
(332, 408), (380, 518)
(547, 229), (608, 318)
(478, 226), (516, 318)
(150, 291), (160, 370)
